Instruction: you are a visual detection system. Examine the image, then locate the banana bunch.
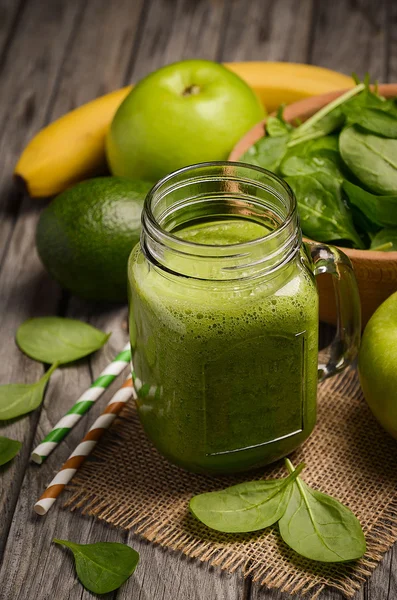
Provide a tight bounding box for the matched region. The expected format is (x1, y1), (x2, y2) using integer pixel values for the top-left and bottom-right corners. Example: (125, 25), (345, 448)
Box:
(15, 62), (353, 197)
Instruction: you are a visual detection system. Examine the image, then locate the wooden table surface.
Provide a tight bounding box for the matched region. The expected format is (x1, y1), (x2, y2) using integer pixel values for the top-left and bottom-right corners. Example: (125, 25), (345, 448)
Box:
(0, 0), (396, 598)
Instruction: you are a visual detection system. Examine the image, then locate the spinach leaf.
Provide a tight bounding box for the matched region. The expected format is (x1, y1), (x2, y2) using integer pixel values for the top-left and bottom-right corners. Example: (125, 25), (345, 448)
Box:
(294, 135), (340, 158)
(189, 464), (304, 533)
(266, 113), (293, 137)
(280, 155), (342, 181)
(285, 172), (364, 248)
(342, 105), (397, 138)
(289, 108), (345, 147)
(53, 539), (139, 594)
(289, 84), (365, 147)
(370, 228), (397, 251)
(0, 436), (22, 465)
(240, 134), (290, 173)
(343, 86), (397, 116)
(278, 460), (366, 563)
(343, 181), (397, 228)
(339, 126), (397, 195)
(0, 363), (57, 420)
(16, 317), (110, 365)
(350, 206), (378, 244)
(281, 136), (344, 179)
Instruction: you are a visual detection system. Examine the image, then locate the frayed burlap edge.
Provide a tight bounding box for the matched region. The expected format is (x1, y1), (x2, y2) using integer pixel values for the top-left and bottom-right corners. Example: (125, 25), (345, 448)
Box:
(64, 368), (397, 599)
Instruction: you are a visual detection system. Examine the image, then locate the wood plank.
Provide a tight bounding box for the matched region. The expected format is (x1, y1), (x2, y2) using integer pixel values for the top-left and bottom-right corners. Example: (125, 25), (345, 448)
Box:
(0, 0), (144, 566)
(218, 0), (314, 62)
(365, 545), (397, 599)
(0, 0), (84, 264)
(49, 0), (146, 118)
(0, 203), (64, 555)
(0, 0), (25, 60)
(129, 0), (226, 82)
(0, 298), (129, 599)
(119, 536), (246, 600)
(0, 306), (136, 599)
(0, 0), (90, 552)
(0, 336), (123, 599)
(309, 0), (388, 81)
(252, 582), (364, 600)
(387, 0), (397, 82)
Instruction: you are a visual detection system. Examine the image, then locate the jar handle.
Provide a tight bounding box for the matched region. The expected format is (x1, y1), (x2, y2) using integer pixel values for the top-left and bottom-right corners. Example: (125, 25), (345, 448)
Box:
(307, 242), (361, 382)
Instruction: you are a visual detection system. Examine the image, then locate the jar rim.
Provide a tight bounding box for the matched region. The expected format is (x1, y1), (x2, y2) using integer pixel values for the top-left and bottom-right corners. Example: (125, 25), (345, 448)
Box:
(141, 161), (301, 281)
(143, 161), (297, 250)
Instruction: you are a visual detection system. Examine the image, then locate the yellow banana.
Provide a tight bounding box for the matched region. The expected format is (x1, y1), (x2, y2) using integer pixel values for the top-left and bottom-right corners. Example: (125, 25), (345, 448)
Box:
(225, 62), (353, 110)
(15, 62), (354, 198)
(15, 86), (132, 197)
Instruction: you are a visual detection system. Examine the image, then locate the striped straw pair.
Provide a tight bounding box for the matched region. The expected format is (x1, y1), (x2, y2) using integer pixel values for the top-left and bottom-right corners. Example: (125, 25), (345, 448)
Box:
(31, 343), (131, 464)
(34, 377), (134, 515)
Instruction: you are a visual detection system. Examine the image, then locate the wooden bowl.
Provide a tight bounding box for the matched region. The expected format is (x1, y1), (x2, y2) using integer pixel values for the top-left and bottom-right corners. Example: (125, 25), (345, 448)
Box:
(229, 85), (397, 327)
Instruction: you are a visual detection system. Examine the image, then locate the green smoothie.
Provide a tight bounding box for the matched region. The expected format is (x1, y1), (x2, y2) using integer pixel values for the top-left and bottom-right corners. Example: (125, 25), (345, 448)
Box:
(128, 218), (319, 474)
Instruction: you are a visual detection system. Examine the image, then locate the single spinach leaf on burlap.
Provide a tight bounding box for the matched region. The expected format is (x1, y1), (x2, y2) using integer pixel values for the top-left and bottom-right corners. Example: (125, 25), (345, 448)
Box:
(241, 134), (290, 173)
(189, 464), (304, 533)
(370, 228), (397, 251)
(342, 105), (397, 138)
(278, 460), (366, 563)
(0, 363), (57, 420)
(53, 539), (139, 594)
(343, 181), (397, 228)
(339, 126), (397, 195)
(0, 436), (22, 465)
(16, 317), (110, 364)
(285, 172), (364, 248)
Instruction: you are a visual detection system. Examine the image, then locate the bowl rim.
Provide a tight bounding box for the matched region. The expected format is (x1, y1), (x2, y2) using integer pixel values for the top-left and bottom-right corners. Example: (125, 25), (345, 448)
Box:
(228, 83), (397, 260)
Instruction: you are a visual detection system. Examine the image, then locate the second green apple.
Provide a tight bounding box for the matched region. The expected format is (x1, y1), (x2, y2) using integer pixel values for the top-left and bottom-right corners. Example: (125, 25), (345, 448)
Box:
(106, 60), (265, 181)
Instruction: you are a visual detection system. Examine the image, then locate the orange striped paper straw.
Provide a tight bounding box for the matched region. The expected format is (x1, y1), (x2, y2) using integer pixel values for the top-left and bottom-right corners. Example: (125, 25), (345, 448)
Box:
(34, 376), (134, 516)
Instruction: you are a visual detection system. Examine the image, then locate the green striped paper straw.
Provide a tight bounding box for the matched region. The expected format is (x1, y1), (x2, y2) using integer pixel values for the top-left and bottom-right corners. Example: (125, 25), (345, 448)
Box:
(31, 343), (131, 464)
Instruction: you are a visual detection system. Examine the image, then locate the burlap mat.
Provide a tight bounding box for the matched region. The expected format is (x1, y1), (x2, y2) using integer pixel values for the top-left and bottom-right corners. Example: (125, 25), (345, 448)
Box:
(66, 367), (397, 599)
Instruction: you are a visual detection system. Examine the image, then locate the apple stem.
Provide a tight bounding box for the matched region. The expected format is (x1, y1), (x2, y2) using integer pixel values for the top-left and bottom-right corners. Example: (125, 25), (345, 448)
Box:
(182, 85), (200, 97)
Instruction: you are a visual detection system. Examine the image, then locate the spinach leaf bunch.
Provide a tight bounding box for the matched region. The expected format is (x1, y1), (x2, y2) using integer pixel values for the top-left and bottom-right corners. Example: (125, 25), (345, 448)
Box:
(241, 80), (397, 251)
(190, 459), (366, 563)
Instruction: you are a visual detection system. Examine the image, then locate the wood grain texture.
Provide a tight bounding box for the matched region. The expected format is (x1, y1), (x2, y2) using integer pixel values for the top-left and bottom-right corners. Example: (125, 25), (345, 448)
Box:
(0, 0), (135, 589)
(365, 545), (397, 600)
(121, 537), (246, 600)
(0, 0), (84, 261)
(0, 366), (120, 600)
(128, 0), (226, 82)
(0, 300), (128, 600)
(0, 203), (62, 554)
(49, 0), (146, 118)
(218, 0), (314, 62)
(0, 0), (25, 61)
(309, 0), (388, 81)
(388, 0), (397, 82)
(251, 578), (365, 600)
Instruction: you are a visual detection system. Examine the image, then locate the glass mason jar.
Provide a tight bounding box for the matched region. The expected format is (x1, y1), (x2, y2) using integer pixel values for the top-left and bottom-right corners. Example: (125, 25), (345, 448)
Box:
(128, 162), (361, 474)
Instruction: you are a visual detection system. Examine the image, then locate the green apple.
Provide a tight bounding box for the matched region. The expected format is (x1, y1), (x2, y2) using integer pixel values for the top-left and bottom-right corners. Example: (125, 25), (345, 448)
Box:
(106, 59), (265, 181)
(358, 291), (397, 439)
